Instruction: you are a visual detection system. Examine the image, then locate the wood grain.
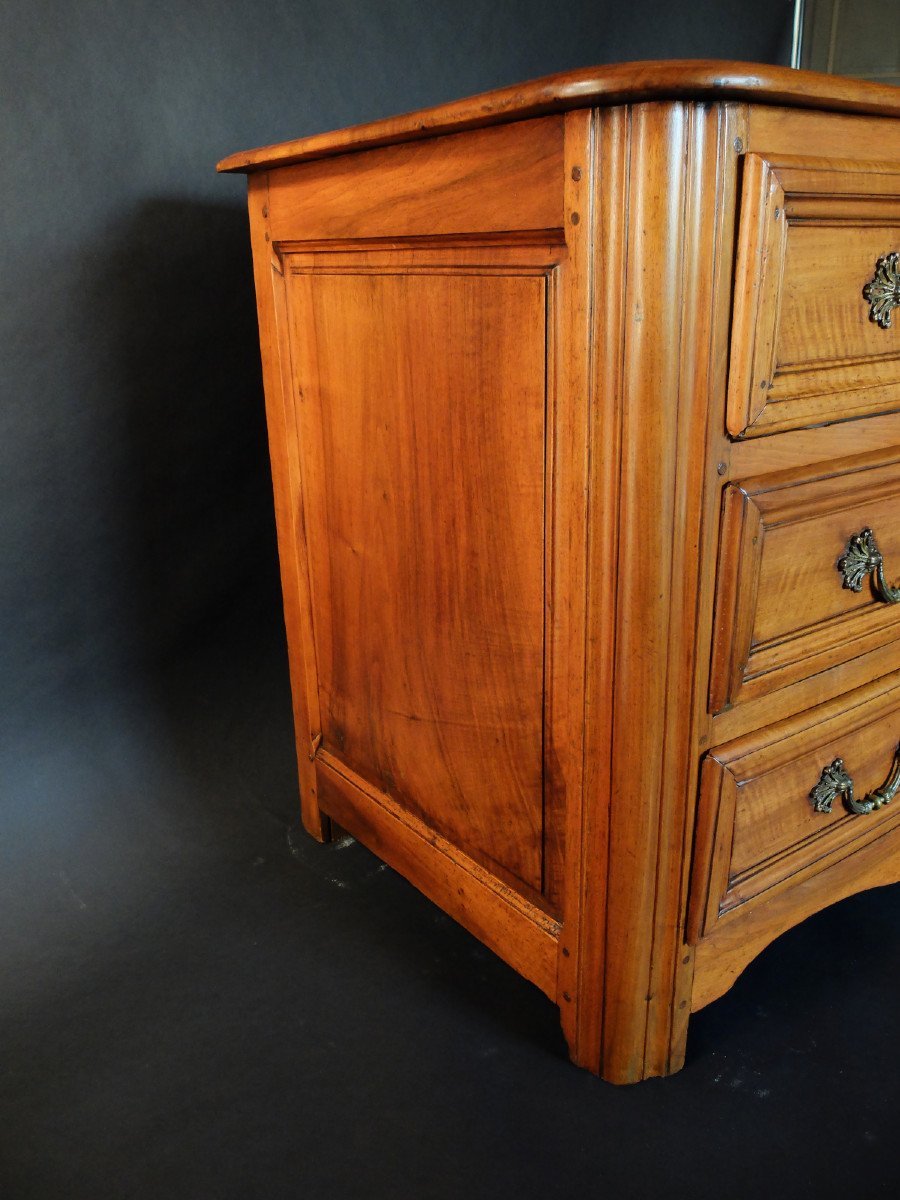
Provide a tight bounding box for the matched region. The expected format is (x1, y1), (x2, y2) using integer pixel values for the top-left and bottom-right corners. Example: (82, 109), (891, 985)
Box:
(231, 65), (900, 1083)
(574, 100), (740, 1084)
(545, 109), (593, 1026)
(245, 174), (327, 841)
(693, 820), (900, 1011)
(747, 105), (900, 163)
(729, 408), (900, 479)
(726, 152), (788, 437)
(563, 101), (622, 1074)
(265, 117), (564, 243)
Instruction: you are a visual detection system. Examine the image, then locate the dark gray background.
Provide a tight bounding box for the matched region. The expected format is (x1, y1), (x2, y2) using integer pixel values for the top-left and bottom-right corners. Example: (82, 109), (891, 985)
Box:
(1, 0), (794, 728)
(6, 3), (900, 1198)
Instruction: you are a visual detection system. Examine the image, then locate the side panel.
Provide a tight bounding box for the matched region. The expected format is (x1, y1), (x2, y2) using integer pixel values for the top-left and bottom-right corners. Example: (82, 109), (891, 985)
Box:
(245, 113), (594, 1000)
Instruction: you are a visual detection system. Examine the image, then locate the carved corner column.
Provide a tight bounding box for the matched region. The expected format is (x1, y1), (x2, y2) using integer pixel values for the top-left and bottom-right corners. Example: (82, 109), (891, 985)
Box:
(569, 100), (742, 1083)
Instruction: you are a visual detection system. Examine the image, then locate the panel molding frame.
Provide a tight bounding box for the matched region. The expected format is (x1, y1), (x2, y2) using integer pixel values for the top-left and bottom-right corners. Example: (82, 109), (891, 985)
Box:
(315, 750), (561, 998)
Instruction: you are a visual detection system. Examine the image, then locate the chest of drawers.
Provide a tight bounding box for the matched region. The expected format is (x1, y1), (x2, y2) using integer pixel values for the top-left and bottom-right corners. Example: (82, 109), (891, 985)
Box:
(219, 61), (900, 1082)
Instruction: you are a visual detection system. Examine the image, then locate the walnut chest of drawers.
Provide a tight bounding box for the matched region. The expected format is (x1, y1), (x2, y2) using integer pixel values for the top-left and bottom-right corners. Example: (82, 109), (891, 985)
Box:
(219, 61), (900, 1083)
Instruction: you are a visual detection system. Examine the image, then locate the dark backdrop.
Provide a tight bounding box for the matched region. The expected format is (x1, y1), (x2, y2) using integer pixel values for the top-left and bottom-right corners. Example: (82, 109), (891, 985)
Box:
(20, 7), (900, 1200)
(1, 0), (793, 731)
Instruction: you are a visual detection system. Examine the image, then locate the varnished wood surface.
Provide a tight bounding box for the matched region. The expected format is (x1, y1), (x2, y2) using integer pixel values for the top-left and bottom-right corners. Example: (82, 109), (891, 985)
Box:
(255, 111), (595, 950)
(746, 104), (900, 162)
(231, 63), (900, 1083)
(729, 409), (900, 479)
(218, 61), (900, 173)
(573, 100), (740, 1084)
(245, 174), (327, 841)
(541, 111), (593, 1025)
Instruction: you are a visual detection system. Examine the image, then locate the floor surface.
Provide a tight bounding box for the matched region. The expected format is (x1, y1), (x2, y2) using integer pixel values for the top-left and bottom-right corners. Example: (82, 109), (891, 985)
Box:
(3, 598), (899, 1199)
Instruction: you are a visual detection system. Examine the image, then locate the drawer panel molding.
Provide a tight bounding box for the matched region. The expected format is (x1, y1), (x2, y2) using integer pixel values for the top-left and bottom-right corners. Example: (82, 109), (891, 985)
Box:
(690, 671), (900, 942)
(728, 154), (900, 438)
(710, 452), (900, 710)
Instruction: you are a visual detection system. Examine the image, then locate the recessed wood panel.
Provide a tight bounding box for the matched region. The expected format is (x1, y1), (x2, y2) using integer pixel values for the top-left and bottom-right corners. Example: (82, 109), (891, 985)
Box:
(285, 263), (548, 892)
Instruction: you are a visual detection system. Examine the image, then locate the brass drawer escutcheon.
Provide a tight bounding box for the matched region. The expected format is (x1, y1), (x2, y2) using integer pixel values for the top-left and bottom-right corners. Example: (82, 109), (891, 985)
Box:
(838, 528), (900, 603)
(810, 744), (900, 815)
(863, 251), (900, 330)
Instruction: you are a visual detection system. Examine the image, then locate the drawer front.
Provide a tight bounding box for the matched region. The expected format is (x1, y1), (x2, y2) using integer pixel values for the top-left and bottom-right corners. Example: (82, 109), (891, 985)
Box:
(728, 155), (900, 438)
(710, 452), (900, 711)
(690, 672), (900, 941)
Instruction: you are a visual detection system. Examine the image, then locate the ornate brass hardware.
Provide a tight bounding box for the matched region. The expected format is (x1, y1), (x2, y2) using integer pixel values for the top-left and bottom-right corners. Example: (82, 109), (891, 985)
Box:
(863, 251), (900, 329)
(837, 528), (900, 603)
(810, 743), (900, 815)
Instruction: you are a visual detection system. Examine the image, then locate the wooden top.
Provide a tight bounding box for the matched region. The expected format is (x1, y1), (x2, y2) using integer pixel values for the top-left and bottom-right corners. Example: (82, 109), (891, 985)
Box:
(217, 59), (900, 173)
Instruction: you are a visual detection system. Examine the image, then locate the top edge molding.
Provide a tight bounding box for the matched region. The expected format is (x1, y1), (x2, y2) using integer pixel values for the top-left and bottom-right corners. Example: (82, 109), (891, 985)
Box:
(217, 59), (900, 173)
